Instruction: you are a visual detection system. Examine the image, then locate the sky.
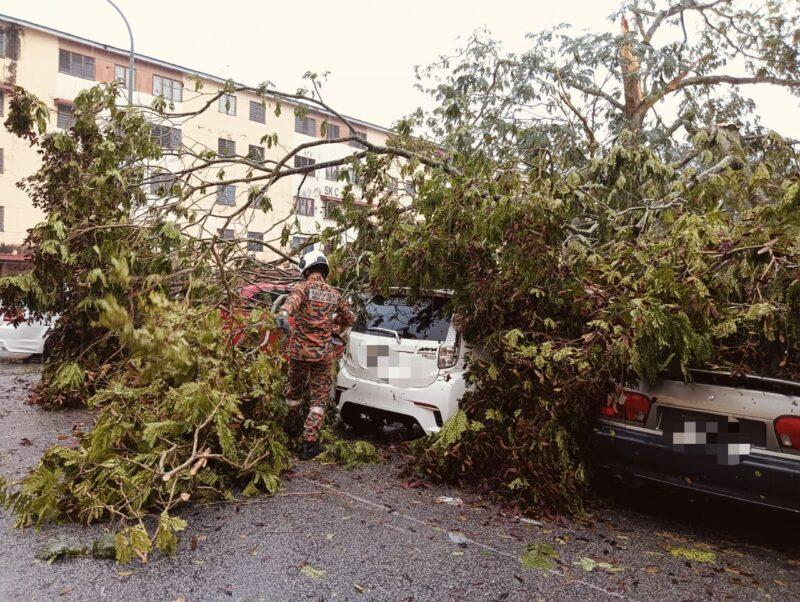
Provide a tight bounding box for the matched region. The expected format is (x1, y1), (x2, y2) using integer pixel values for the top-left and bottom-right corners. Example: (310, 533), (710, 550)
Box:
(0, 0), (797, 135)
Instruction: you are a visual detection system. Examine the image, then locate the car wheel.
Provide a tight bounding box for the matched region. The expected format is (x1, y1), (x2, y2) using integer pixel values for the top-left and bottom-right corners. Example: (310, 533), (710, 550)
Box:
(339, 403), (377, 434)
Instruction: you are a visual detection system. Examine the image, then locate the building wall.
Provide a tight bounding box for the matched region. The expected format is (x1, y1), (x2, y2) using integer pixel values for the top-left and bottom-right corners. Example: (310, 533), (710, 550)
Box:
(0, 17), (402, 263)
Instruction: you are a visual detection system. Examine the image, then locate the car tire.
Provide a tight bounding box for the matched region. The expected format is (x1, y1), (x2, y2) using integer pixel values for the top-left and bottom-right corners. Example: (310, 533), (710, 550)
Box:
(339, 403), (377, 434)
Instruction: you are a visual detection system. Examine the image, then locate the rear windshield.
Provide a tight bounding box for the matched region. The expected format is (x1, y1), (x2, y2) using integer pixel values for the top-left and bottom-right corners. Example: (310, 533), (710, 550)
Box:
(353, 295), (451, 342)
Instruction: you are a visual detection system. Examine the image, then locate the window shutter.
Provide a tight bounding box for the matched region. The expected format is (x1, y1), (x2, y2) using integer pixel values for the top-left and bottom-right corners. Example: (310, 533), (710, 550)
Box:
(170, 127), (182, 149)
(58, 49), (70, 73)
(153, 75), (162, 96)
(84, 56), (95, 80)
(250, 101), (266, 123)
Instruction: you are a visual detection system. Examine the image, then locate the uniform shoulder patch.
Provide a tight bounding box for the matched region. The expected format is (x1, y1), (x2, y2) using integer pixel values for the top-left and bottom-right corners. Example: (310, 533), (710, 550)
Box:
(308, 287), (338, 305)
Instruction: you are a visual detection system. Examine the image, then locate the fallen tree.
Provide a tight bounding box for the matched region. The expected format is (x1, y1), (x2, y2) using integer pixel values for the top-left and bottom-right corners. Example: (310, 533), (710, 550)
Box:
(1, 0), (798, 553)
(329, 0), (800, 513)
(0, 81), (401, 560)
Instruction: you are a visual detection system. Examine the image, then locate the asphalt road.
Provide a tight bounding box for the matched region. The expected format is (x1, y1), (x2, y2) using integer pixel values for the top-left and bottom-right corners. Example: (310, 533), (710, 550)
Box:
(1, 362), (799, 601)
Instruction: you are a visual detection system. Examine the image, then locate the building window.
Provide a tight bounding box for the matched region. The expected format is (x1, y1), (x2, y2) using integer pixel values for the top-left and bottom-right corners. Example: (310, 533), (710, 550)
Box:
(295, 115), (316, 136)
(294, 196), (314, 217)
(291, 236), (312, 254)
(0, 92), (4, 117)
(326, 123), (340, 140)
(347, 168), (361, 185)
(217, 185), (237, 206)
(218, 138), (236, 157)
(323, 199), (341, 220)
(294, 155), (316, 175)
(249, 101), (266, 123)
(151, 125), (182, 150)
(247, 231), (264, 252)
(247, 145), (264, 162)
(219, 93), (237, 116)
(58, 49), (95, 80)
(0, 32), (6, 58)
(153, 75), (183, 103)
(349, 130), (367, 148)
(0, 206), (4, 232)
(114, 64), (136, 89)
(0, 149), (4, 174)
(150, 173), (175, 196)
(325, 166), (340, 181)
(218, 228), (235, 240)
(56, 103), (75, 129)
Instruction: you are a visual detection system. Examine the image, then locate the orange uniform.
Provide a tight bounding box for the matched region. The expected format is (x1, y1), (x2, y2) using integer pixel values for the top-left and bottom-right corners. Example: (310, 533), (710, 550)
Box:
(281, 271), (355, 442)
(281, 272), (355, 363)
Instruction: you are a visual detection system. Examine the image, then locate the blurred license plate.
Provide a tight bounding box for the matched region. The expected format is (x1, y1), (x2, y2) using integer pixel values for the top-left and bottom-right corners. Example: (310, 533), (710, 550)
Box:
(659, 408), (765, 465)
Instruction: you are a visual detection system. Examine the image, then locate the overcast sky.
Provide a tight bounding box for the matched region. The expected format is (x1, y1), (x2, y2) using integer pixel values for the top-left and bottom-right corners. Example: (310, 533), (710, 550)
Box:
(1, 0), (797, 134)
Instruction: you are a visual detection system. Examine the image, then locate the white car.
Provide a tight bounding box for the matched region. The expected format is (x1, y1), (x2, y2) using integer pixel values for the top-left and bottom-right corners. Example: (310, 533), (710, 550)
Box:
(0, 311), (52, 359)
(335, 290), (470, 434)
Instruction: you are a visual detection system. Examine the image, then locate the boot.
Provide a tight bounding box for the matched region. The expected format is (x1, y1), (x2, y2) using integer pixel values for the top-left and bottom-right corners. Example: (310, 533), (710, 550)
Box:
(298, 440), (320, 461)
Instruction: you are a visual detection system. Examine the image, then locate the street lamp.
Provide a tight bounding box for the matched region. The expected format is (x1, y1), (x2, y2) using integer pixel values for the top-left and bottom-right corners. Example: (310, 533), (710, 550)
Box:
(105, 0), (134, 105)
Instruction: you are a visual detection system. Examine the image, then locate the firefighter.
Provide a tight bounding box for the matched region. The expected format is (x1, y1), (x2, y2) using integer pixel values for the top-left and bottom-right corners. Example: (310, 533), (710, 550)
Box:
(275, 250), (355, 460)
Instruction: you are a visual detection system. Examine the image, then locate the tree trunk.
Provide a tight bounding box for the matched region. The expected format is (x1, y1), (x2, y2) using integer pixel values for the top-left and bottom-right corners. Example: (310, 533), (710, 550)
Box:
(619, 16), (644, 129)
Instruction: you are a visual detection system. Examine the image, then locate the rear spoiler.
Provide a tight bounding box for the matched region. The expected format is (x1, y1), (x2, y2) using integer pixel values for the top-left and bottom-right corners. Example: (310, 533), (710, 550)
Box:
(689, 369), (800, 397)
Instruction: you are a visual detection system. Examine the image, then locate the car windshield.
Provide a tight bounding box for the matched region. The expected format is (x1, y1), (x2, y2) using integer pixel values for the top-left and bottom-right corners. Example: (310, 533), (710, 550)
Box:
(353, 295), (451, 342)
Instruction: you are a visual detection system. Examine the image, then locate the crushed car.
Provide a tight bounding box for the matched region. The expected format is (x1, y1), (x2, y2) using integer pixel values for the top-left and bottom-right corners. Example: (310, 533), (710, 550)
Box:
(334, 290), (467, 434)
(594, 371), (800, 512)
(334, 291), (800, 512)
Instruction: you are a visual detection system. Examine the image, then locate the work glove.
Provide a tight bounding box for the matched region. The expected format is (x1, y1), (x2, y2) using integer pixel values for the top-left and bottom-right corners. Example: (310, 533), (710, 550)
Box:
(275, 312), (292, 337)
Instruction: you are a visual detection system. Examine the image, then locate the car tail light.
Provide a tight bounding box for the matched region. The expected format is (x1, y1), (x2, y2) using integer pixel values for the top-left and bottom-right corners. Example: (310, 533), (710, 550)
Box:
(774, 416), (800, 450)
(597, 390), (651, 425)
(437, 342), (458, 369)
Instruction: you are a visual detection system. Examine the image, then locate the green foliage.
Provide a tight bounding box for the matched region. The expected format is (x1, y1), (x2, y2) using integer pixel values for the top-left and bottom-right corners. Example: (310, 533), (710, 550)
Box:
(0, 84), (296, 561)
(520, 542), (559, 571)
(669, 547), (716, 564)
(334, 1), (800, 516)
(317, 438), (383, 470)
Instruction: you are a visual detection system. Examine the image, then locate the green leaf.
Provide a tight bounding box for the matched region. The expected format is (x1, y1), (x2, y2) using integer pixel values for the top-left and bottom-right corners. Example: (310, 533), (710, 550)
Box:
(520, 543), (558, 571)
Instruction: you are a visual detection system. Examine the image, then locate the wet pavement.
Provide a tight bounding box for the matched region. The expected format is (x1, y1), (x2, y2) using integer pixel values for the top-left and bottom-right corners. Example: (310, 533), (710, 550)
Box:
(1, 362), (799, 601)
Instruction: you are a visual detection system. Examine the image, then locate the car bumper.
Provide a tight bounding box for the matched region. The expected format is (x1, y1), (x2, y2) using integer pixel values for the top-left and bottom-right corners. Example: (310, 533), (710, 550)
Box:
(0, 340), (36, 359)
(335, 366), (466, 435)
(593, 423), (800, 512)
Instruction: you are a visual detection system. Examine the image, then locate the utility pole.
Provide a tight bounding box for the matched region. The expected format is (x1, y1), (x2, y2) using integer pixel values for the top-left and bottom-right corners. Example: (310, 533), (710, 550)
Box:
(105, 0), (134, 105)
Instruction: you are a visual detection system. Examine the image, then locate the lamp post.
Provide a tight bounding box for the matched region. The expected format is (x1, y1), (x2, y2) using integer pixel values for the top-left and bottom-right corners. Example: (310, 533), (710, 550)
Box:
(105, 0), (134, 105)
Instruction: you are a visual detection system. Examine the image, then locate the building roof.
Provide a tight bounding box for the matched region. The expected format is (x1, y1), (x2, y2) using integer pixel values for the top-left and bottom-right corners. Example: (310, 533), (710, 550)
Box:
(0, 11), (394, 135)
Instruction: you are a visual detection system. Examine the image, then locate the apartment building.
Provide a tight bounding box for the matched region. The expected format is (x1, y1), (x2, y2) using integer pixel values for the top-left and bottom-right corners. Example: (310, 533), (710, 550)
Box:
(0, 13), (402, 268)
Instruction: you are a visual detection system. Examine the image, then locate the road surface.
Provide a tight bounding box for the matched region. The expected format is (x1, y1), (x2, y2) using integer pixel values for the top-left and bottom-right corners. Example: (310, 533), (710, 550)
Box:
(1, 363), (798, 601)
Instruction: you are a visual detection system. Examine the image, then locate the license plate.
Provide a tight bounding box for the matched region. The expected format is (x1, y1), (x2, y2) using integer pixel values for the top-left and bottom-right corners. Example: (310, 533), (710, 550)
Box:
(659, 408), (766, 466)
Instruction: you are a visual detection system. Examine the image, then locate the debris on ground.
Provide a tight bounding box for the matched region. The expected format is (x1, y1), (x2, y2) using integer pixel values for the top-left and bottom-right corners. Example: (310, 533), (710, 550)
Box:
(573, 557), (624, 573)
(669, 546), (717, 564)
(317, 438), (383, 470)
(35, 539), (88, 563)
(299, 563), (326, 580)
(433, 496), (463, 507)
(520, 542), (559, 571)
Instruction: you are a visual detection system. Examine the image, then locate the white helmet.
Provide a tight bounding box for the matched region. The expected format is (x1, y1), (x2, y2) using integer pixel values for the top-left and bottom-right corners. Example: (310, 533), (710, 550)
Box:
(298, 249), (329, 279)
